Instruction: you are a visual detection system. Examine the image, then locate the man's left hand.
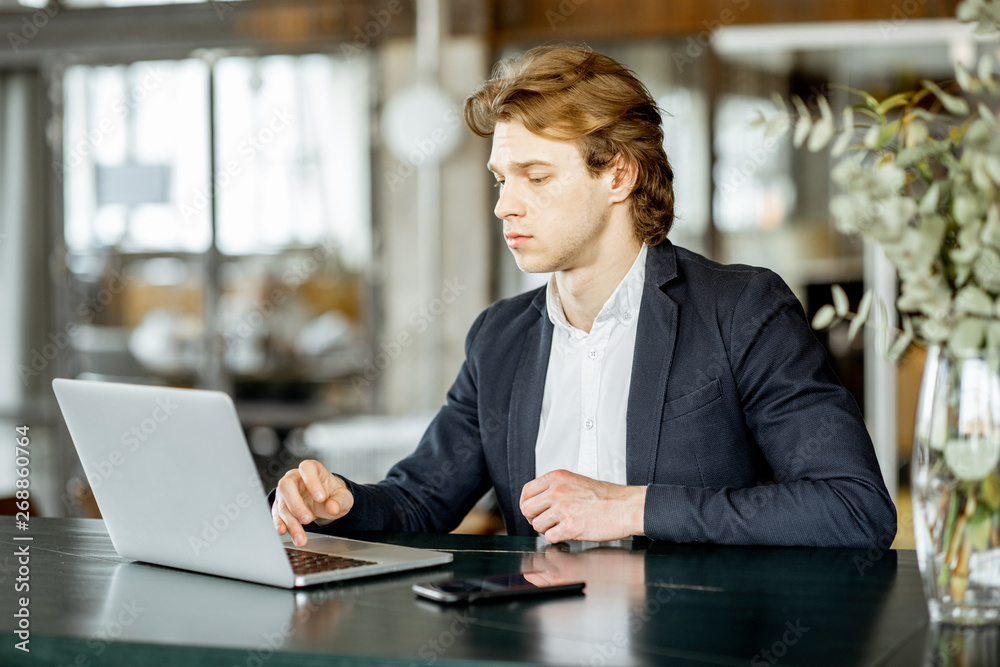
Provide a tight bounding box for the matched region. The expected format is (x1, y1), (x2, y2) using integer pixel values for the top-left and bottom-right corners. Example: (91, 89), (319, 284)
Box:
(519, 470), (646, 543)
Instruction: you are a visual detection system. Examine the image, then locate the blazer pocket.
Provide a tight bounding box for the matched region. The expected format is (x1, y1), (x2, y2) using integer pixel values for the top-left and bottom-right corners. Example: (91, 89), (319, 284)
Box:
(662, 378), (722, 420)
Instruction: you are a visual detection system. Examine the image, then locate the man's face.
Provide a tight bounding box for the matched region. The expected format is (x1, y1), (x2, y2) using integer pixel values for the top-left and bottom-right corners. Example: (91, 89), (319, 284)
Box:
(488, 121), (621, 274)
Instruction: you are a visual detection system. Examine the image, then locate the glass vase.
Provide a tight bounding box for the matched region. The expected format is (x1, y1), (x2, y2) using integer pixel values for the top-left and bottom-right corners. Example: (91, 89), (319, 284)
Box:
(913, 346), (1000, 624)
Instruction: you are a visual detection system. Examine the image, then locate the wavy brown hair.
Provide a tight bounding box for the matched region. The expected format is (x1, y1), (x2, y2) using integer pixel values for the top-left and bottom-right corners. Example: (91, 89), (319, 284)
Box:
(464, 45), (674, 245)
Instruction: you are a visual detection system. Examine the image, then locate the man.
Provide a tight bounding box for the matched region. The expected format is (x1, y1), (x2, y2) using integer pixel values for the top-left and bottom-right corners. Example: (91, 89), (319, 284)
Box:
(271, 46), (896, 548)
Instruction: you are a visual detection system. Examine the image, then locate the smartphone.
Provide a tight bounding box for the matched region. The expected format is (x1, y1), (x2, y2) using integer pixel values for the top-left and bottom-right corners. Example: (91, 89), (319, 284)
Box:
(412, 573), (585, 604)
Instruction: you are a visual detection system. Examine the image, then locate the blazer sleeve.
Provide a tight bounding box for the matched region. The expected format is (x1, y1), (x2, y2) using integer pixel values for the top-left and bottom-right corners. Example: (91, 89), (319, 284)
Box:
(643, 270), (897, 548)
(270, 309), (495, 535)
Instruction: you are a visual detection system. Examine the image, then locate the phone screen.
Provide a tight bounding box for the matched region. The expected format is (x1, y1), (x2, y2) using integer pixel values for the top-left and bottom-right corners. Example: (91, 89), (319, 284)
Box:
(413, 573), (585, 604)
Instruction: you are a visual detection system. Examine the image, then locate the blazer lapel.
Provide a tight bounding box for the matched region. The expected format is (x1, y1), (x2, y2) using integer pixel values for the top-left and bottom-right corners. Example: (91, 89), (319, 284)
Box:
(507, 288), (552, 535)
(627, 243), (680, 486)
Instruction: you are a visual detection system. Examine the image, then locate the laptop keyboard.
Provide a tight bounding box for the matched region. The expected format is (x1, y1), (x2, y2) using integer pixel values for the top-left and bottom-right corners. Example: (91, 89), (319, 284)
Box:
(285, 548), (377, 576)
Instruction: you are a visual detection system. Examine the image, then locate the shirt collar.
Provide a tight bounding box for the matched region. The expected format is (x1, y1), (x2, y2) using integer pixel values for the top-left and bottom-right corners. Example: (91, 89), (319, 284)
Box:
(545, 244), (647, 336)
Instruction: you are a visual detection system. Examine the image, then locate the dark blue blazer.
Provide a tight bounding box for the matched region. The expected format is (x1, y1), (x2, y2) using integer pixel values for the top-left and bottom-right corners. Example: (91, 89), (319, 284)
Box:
(294, 241), (896, 548)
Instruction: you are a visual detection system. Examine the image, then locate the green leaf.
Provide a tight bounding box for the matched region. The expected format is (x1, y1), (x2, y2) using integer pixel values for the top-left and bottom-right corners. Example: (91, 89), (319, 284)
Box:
(832, 284), (850, 317)
(955, 285), (994, 317)
(910, 108), (946, 123)
(912, 88), (934, 106)
(877, 119), (902, 147)
(938, 492), (959, 588)
(854, 107), (883, 123)
(887, 329), (913, 362)
(831, 129), (853, 157)
(919, 182), (941, 215)
(841, 105), (854, 129)
(846, 314), (865, 344)
(986, 155), (1000, 183)
(874, 298), (889, 355)
(847, 290), (874, 343)
(979, 102), (998, 127)
(980, 53), (996, 93)
(811, 304), (837, 330)
(808, 119), (835, 152)
(985, 205), (1000, 250)
(764, 111), (790, 138)
(955, 61), (978, 92)
(897, 141), (947, 167)
(981, 474), (1000, 511)
(876, 91), (912, 114)
(807, 96), (835, 152)
(948, 317), (987, 352)
(836, 84), (879, 110)
(863, 125), (881, 148)
(792, 96), (812, 148)
(973, 159), (994, 194)
(968, 504), (993, 552)
(988, 321), (1000, 350)
(747, 110), (767, 127)
(922, 79), (970, 115)
(919, 318), (950, 344)
(858, 288), (875, 319)
(907, 118), (929, 145)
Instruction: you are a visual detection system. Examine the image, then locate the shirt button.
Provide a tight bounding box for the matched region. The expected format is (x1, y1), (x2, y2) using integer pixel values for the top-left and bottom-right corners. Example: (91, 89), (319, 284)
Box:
(588, 348), (599, 359)
(583, 418), (594, 430)
(622, 311), (632, 322)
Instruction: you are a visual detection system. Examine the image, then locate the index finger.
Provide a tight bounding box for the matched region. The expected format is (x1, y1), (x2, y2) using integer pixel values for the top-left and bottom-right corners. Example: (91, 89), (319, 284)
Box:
(519, 474), (551, 506)
(298, 459), (334, 502)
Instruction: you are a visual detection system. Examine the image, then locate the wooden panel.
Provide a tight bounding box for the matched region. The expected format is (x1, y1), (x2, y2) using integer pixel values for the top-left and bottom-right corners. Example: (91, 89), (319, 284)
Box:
(492, 0), (963, 45)
(0, 0), (490, 66)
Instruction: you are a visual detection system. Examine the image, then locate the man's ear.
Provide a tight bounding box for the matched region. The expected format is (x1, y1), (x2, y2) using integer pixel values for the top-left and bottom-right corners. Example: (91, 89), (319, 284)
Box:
(608, 153), (637, 204)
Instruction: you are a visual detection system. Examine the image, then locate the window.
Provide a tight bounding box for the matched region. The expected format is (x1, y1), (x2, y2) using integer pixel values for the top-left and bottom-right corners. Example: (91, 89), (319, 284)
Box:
(60, 53), (373, 407)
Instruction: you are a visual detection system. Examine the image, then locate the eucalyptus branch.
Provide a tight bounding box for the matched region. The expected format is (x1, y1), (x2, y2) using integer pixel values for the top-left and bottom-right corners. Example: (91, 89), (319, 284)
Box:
(810, 285), (914, 362)
(758, 35), (1000, 354)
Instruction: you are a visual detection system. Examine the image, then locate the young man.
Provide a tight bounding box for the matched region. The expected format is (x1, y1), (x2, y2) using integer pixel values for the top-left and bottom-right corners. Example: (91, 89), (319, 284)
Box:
(271, 46), (896, 548)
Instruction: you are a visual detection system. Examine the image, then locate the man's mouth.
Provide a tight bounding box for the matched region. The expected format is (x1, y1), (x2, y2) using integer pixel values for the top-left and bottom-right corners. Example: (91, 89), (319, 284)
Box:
(504, 232), (530, 249)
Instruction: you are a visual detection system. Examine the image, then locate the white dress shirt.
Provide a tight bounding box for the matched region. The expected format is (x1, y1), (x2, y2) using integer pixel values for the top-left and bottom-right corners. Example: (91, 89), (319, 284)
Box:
(534, 244), (647, 486)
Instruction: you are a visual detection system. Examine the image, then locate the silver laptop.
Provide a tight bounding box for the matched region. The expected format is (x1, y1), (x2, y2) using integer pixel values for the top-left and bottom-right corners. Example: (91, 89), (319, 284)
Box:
(52, 378), (453, 588)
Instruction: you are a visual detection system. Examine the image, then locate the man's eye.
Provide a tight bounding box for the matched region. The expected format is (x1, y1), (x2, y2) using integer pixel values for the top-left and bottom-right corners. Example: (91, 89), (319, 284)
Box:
(529, 177), (548, 185)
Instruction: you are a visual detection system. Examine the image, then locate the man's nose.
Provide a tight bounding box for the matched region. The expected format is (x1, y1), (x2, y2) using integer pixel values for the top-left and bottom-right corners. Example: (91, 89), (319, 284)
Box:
(494, 183), (524, 220)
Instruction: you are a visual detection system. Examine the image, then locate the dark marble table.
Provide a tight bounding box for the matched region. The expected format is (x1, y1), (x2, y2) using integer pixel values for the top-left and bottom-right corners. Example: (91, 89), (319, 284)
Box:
(0, 517), (994, 666)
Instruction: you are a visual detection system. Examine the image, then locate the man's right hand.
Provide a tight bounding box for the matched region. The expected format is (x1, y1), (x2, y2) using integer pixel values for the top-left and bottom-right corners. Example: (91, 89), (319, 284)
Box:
(272, 460), (354, 547)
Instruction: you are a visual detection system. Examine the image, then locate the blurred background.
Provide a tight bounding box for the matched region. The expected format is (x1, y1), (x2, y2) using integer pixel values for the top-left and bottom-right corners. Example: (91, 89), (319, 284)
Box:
(0, 0), (977, 543)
